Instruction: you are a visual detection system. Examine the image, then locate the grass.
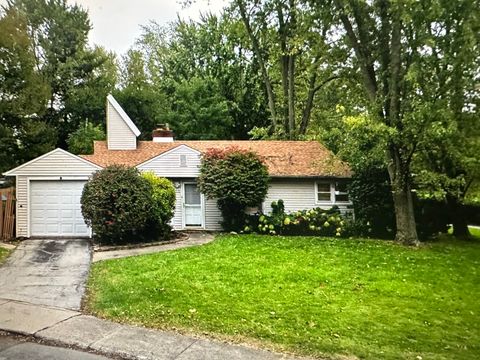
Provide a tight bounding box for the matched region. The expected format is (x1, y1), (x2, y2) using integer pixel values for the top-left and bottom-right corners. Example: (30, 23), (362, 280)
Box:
(86, 234), (480, 360)
(0, 247), (10, 264)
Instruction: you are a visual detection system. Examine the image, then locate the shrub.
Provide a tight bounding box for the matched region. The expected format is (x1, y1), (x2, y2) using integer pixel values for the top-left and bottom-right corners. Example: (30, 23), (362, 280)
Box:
(348, 166), (396, 239)
(244, 201), (349, 237)
(81, 165), (155, 245)
(198, 147), (269, 231)
(141, 172), (176, 239)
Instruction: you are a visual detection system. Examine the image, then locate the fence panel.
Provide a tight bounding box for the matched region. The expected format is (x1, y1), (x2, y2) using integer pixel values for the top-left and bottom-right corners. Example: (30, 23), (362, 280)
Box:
(0, 187), (15, 240)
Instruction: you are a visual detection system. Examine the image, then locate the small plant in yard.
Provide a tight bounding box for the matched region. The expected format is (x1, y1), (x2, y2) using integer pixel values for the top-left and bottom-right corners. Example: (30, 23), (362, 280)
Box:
(81, 165), (162, 245)
(198, 146), (269, 231)
(245, 199), (349, 237)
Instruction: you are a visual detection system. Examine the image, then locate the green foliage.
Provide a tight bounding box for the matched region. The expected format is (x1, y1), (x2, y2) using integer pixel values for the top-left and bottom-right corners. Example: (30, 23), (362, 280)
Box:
(245, 201), (348, 237)
(115, 49), (168, 140)
(141, 172), (176, 239)
(4, 0), (116, 146)
(0, 7), (51, 172)
(132, 14), (269, 139)
(166, 76), (233, 139)
(81, 165), (155, 245)
(348, 167), (396, 239)
(198, 147), (269, 231)
(0, 0), (116, 170)
(67, 122), (105, 155)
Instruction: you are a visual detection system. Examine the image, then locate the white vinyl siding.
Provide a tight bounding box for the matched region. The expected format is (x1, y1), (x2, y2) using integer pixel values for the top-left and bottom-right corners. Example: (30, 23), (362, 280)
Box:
(15, 176), (28, 237)
(171, 184), (183, 230)
(138, 146), (201, 178)
(205, 197), (222, 230)
(107, 102), (137, 150)
(264, 179), (352, 215)
(9, 150), (99, 176)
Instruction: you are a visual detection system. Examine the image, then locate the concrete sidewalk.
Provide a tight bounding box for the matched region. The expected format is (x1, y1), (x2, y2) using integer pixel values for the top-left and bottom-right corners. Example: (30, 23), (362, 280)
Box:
(0, 299), (304, 360)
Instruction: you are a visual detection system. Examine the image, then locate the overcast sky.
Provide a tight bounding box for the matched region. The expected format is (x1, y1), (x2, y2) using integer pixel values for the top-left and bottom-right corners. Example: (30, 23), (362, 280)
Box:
(1, 0), (227, 55)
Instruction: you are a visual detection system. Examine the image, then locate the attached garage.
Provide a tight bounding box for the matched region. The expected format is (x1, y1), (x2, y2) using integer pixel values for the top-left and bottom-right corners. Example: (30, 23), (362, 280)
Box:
(30, 180), (89, 237)
(3, 148), (102, 238)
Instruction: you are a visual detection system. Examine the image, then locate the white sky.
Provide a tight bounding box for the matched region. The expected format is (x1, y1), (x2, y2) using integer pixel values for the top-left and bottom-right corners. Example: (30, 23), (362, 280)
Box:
(1, 0), (227, 55)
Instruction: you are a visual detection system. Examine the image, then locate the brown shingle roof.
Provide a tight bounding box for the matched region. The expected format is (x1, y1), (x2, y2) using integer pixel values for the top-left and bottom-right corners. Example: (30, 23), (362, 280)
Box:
(81, 140), (352, 177)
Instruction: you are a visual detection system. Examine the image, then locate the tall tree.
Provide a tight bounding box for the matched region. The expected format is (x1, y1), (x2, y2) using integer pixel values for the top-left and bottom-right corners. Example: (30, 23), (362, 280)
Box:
(0, 7), (52, 172)
(135, 13), (269, 139)
(115, 49), (168, 139)
(330, 0), (479, 244)
(5, 0), (117, 147)
(234, 0), (341, 138)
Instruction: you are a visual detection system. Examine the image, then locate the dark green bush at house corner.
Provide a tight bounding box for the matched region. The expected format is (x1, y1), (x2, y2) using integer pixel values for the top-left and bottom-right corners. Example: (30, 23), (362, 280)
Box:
(81, 165), (160, 245)
(141, 171), (176, 239)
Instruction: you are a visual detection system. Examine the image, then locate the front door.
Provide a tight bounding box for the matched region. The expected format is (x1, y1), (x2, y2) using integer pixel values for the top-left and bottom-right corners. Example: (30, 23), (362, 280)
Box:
(183, 183), (203, 227)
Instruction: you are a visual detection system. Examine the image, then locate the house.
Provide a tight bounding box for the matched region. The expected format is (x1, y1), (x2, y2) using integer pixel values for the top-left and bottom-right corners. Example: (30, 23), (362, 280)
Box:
(3, 95), (352, 238)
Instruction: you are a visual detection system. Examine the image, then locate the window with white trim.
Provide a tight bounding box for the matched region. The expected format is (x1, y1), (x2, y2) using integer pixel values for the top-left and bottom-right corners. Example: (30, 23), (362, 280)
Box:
(334, 181), (349, 202)
(316, 181), (350, 203)
(316, 181), (332, 202)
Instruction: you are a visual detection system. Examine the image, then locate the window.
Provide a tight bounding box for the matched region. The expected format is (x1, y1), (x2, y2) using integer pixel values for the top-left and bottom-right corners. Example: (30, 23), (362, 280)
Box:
(335, 182), (349, 202)
(316, 181), (350, 203)
(316, 182), (332, 202)
(180, 154), (187, 167)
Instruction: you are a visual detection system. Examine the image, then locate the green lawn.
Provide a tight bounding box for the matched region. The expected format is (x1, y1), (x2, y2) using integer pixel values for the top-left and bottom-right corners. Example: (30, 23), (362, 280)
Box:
(0, 247), (10, 264)
(86, 235), (480, 360)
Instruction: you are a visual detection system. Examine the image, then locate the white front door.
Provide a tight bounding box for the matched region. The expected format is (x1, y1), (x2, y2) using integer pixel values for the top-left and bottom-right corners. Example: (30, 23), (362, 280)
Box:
(183, 183), (203, 227)
(30, 180), (90, 237)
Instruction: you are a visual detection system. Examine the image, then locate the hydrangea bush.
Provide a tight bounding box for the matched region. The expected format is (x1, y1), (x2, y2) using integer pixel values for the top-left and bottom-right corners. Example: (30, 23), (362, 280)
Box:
(244, 200), (350, 237)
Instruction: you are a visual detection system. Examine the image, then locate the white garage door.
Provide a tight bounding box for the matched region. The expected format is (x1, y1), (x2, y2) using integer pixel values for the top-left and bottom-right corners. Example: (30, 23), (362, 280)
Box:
(30, 180), (90, 237)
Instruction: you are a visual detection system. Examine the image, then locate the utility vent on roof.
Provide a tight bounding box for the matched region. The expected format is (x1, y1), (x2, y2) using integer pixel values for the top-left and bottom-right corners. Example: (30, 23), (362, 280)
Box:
(180, 154), (187, 167)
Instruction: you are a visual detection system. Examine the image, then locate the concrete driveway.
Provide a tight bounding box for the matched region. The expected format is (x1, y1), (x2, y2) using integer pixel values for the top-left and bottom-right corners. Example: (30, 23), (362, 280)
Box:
(0, 239), (91, 310)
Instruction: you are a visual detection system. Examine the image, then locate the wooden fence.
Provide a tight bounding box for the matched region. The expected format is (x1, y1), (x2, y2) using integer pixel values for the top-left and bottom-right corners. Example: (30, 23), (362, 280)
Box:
(0, 187), (15, 240)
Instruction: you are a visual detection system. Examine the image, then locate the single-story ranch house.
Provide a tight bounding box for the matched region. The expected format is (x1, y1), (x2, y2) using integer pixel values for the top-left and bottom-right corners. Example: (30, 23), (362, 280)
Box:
(4, 95), (352, 238)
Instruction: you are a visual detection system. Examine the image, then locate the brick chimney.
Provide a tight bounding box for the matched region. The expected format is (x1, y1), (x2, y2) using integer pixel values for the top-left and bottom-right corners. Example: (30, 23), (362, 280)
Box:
(152, 123), (174, 143)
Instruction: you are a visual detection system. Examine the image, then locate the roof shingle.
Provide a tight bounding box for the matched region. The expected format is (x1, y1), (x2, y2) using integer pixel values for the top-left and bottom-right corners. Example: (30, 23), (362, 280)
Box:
(81, 140), (352, 178)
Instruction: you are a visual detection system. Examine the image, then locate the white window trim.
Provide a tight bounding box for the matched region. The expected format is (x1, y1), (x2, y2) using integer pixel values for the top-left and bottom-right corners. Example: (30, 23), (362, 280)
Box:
(315, 181), (351, 205)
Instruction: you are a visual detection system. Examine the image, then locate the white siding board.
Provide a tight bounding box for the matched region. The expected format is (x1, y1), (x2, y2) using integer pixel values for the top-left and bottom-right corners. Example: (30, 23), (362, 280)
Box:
(16, 176), (28, 237)
(138, 147), (201, 177)
(107, 102), (137, 150)
(10, 151), (100, 176)
(263, 180), (317, 214)
(263, 179), (351, 214)
(205, 198), (222, 230)
(171, 185), (183, 230)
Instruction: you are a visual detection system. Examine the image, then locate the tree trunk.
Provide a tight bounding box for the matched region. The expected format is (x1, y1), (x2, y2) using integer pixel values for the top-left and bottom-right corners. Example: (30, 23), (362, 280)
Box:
(287, 54), (295, 139)
(281, 56), (289, 135)
(447, 195), (471, 239)
(236, 0), (277, 132)
(387, 148), (419, 245)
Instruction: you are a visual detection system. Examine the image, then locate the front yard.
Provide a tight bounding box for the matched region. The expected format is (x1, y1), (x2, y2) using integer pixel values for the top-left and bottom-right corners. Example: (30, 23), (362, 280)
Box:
(0, 247), (10, 264)
(86, 234), (480, 359)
